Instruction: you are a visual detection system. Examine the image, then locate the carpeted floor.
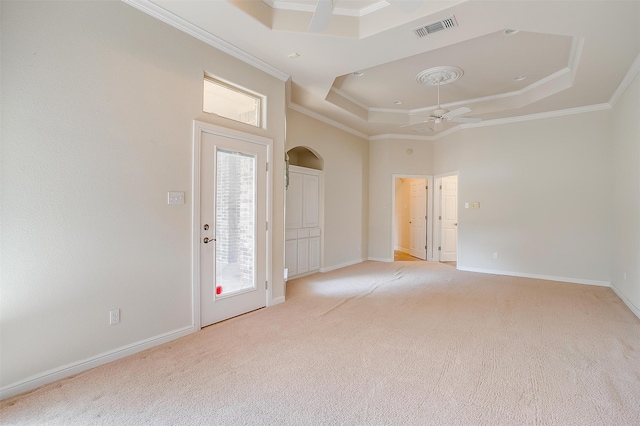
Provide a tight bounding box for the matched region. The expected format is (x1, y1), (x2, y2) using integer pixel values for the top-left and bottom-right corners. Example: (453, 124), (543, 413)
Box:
(2, 261), (639, 425)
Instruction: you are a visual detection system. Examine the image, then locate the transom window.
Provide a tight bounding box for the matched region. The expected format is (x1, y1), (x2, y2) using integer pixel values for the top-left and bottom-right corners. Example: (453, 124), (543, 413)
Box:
(203, 75), (262, 127)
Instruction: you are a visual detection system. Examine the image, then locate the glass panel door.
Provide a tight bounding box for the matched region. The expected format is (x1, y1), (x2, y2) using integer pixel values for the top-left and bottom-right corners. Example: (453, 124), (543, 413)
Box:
(215, 149), (256, 298)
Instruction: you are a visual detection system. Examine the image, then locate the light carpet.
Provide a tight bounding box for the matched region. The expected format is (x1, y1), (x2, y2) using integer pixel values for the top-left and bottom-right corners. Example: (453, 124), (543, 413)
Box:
(1, 261), (639, 425)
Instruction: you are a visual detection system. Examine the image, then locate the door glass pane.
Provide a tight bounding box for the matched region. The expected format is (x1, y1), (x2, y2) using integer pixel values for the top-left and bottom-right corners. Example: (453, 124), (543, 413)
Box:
(215, 149), (256, 298)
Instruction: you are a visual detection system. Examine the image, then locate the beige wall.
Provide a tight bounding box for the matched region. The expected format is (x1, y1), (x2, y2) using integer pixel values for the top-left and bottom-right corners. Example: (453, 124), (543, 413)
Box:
(368, 139), (435, 260)
(433, 110), (613, 284)
(611, 72), (640, 316)
(286, 109), (369, 270)
(1, 1), (286, 390)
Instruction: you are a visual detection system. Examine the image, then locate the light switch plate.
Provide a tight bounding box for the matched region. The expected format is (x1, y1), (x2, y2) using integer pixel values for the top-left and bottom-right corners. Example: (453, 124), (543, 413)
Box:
(168, 191), (185, 205)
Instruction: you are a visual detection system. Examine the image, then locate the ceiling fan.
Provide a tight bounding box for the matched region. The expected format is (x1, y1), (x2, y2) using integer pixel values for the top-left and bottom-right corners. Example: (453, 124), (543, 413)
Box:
(402, 78), (481, 132)
(309, 0), (420, 32)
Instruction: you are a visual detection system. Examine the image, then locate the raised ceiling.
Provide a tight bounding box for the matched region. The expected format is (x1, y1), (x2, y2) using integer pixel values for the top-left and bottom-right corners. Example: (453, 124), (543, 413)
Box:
(125, 0), (640, 139)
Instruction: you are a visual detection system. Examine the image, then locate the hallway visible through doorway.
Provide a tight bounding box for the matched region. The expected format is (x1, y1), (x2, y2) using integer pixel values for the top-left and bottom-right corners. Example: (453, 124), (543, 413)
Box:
(394, 250), (422, 262)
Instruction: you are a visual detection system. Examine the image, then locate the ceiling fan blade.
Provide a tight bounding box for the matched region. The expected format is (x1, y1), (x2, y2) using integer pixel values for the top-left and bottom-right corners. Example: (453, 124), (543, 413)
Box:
(414, 126), (434, 133)
(309, 0), (333, 32)
(400, 119), (430, 128)
(442, 107), (471, 119)
(386, 0), (421, 13)
(451, 117), (482, 123)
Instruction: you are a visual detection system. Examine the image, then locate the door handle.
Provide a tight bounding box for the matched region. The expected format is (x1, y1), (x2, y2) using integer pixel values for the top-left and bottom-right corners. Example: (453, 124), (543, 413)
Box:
(454, 223), (458, 226)
(203, 237), (216, 244)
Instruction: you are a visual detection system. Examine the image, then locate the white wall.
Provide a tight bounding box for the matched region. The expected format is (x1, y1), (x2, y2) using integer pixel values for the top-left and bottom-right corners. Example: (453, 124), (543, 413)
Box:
(433, 111), (613, 285)
(611, 72), (640, 316)
(1, 1), (286, 393)
(368, 139), (434, 261)
(286, 109), (369, 270)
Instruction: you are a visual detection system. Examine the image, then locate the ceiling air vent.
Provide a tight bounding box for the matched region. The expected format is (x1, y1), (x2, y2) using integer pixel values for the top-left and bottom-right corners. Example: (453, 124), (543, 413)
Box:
(413, 16), (457, 38)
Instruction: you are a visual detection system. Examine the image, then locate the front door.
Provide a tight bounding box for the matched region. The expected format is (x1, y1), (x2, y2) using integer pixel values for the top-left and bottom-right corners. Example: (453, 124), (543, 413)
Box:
(440, 175), (458, 262)
(199, 130), (267, 327)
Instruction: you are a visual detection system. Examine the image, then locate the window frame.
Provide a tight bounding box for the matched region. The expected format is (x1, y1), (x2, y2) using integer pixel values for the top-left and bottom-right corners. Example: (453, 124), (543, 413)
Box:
(202, 74), (265, 129)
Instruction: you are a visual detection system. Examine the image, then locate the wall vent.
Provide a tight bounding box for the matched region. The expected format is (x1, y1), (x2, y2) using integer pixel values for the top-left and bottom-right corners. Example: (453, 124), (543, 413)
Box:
(413, 16), (457, 38)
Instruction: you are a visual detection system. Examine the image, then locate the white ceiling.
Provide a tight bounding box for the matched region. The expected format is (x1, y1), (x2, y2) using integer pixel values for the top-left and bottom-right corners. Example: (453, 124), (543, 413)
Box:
(125, 0), (640, 139)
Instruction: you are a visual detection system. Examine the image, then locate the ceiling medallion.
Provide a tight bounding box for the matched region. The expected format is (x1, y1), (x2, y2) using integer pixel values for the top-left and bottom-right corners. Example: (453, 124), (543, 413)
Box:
(416, 66), (464, 86)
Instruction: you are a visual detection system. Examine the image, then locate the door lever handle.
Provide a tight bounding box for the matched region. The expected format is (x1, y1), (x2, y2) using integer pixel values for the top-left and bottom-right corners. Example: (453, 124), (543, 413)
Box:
(203, 237), (216, 244)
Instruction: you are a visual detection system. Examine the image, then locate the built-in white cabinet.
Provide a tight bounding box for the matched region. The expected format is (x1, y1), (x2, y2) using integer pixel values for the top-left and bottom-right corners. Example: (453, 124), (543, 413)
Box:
(286, 166), (321, 279)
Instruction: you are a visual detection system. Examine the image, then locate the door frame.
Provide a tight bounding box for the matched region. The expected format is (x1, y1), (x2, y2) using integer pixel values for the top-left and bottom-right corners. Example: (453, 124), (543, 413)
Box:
(391, 174), (434, 262)
(192, 120), (273, 329)
(433, 171), (459, 263)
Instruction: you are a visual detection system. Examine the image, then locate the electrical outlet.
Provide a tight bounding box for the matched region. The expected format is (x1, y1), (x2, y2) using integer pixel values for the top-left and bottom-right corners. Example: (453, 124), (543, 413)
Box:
(109, 309), (120, 325)
(493, 252), (499, 259)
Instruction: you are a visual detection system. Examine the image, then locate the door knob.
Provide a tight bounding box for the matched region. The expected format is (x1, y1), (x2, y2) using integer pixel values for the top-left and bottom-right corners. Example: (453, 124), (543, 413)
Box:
(203, 237), (216, 244)
(454, 223), (458, 226)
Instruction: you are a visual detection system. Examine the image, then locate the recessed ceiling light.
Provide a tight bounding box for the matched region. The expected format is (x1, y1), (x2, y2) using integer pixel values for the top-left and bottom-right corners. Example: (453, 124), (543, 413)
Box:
(504, 29), (519, 35)
(394, 100), (403, 105)
(287, 53), (300, 59)
(514, 75), (526, 81)
(352, 71), (364, 77)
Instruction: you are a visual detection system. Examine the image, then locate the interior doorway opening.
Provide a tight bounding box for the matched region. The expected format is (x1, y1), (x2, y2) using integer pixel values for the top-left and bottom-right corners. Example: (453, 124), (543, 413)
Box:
(392, 175), (433, 262)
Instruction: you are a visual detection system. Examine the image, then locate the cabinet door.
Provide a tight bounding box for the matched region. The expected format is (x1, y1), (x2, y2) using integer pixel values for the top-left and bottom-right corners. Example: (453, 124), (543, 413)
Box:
(286, 172), (303, 230)
(302, 174), (319, 228)
(309, 236), (320, 271)
(285, 238), (298, 278)
(297, 238), (309, 275)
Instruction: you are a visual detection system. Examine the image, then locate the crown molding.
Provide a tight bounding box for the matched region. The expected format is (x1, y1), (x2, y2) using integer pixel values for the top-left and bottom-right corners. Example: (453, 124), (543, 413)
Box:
(288, 103), (369, 140)
(370, 133), (433, 141)
(460, 103), (612, 131)
(329, 87), (370, 111)
(122, 0), (289, 82)
(266, 0), (387, 17)
(609, 52), (640, 107)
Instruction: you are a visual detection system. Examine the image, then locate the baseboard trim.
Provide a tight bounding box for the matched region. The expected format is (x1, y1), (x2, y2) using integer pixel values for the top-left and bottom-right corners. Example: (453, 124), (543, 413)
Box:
(0, 325), (197, 400)
(367, 257), (393, 263)
(610, 283), (640, 320)
(457, 266), (611, 287)
(320, 258), (364, 273)
(270, 296), (285, 306)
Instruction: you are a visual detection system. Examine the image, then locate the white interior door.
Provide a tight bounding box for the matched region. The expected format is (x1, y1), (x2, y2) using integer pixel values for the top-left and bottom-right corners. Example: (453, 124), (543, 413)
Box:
(409, 179), (427, 260)
(440, 175), (458, 262)
(200, 131), (267, 327)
